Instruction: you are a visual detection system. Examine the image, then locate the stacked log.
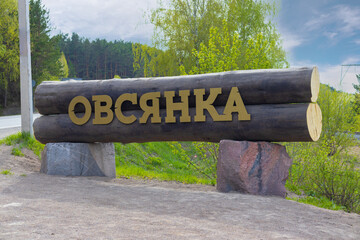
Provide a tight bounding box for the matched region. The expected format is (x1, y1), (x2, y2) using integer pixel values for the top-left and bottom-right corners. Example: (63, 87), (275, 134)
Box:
(33, 67), (322, 144)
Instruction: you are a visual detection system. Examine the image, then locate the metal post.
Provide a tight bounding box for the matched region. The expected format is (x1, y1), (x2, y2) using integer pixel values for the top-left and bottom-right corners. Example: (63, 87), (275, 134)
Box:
(18, 0), (33, 135)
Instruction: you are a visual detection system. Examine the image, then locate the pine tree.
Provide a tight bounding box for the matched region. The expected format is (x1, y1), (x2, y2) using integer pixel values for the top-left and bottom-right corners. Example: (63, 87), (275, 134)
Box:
(30, 0), (64, 85)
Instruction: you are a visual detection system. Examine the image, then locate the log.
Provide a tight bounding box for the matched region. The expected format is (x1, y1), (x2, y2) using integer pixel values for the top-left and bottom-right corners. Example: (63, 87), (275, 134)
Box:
(35, 67), (319, 115)
(33, 103), (322, 144)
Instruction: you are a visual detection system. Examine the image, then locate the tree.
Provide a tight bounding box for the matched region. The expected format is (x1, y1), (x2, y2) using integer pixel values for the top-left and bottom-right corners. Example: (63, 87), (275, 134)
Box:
(0, 0), (19, 107)
(180, 20), (286, 75)
(135, 0), (286, 77)
(58, 34), (135, 80)
(59, 52), (69, 78)
(132, 43), (173, 77)
(30, 0), (65, 84)
(0, 0), (65, 109)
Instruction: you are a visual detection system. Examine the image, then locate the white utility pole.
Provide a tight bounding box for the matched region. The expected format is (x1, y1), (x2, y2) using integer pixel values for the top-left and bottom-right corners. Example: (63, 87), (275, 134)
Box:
(18, 0), (33, 135)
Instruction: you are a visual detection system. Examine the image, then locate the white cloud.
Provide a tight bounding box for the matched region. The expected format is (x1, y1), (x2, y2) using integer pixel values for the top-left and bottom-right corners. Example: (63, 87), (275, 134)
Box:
(335, 5), (360, 35)
(280, 32), (304, 53)
(42, 0), (158, 43)
(323, 32), (338, 40)
(301, 4), (360, 45)
(355, 39), (360, 45)
(304, 13), (329, 31)
(342, 56), (360, 65)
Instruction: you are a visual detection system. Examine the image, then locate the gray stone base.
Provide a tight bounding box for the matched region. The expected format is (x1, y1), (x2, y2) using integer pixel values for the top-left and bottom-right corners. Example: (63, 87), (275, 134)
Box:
(41, 142), (116, 178)
(216, 140), (292, 198)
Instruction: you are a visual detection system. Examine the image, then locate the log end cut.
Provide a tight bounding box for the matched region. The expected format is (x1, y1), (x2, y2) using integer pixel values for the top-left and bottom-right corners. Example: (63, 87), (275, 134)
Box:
(311, 66), (320, 103)
(307, 103), (322, 141)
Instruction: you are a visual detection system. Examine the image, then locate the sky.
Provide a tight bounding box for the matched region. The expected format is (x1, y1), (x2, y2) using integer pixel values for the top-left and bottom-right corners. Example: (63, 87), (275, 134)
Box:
(41, 0), (360, 93)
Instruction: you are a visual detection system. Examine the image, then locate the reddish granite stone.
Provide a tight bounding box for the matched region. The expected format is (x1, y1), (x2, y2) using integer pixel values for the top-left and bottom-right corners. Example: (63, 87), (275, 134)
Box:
(216, 140), (292, 198)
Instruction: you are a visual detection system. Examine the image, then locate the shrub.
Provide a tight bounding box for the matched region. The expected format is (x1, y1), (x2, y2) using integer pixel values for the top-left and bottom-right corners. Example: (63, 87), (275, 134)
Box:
(318, 85), (357, 155)
(286, 141), (360, 213)
(285, 85), (360, 213)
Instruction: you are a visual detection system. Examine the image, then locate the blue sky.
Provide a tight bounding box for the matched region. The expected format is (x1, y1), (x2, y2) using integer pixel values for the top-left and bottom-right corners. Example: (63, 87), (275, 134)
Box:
(278, 0), (360, 93)
(42, 0), (360, 93)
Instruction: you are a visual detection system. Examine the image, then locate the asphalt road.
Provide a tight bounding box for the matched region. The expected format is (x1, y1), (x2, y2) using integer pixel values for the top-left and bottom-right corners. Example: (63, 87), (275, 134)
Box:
(0, 114), (41, 130)
(0, 114), (40, 139)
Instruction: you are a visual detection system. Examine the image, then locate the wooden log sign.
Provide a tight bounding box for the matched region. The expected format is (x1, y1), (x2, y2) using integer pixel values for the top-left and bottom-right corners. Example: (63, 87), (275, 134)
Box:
(33, 67), (322, 144)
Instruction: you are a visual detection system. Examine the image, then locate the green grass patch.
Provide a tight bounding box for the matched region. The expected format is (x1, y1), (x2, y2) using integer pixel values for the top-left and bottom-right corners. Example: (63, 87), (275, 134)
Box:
(1, 169), (13, 175)
(114, 142), (216, 185)
(116, 164), (213, 185)
(0, 132), (44, 158)
(287, 196), (346, 211)
(11, 147), (24, 157)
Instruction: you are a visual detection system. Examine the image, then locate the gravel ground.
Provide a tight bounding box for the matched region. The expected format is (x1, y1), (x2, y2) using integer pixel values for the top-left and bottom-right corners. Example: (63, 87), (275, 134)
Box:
(0, 144), (360, 240)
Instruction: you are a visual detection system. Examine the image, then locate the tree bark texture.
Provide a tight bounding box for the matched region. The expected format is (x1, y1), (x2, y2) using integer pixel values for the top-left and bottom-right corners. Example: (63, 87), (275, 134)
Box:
(33, 103), (322, 144)
(34, 67), (319, 115)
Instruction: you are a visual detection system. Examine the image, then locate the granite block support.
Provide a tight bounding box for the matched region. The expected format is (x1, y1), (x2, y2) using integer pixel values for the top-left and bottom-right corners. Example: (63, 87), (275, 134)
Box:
(216, 140), (292, 198)
(41, 142), (116, 178)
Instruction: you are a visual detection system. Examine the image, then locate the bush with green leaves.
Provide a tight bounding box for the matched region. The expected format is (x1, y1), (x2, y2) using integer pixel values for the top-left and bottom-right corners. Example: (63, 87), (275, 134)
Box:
(286, 141), (360, 213)
(318, 84), (357, 155)
(285, 84), (360, 213)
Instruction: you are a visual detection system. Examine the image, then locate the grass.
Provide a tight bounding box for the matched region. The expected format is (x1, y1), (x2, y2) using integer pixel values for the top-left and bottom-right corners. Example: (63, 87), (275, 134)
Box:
(0, 132), (45, 158)
(117, 164), (212, 184)
(1, 169), (13, 175)
(287, 196), (346, 211)
(0, 133), (215, 185)
(114, 142), (216, 185)
(285, 181), (348, 212)
(11, 147), (24, 157)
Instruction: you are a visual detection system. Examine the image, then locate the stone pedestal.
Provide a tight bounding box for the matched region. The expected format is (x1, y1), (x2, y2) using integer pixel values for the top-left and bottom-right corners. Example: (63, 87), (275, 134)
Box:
(216, 140), (292, 198)
(41, 142), (116, 178)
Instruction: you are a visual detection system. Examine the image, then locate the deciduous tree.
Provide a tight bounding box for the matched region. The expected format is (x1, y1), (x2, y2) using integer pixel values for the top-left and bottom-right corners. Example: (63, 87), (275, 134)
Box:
(0, 0), (19, 107)
(134, 0), (286, 77)
(180, 20), (286, 75)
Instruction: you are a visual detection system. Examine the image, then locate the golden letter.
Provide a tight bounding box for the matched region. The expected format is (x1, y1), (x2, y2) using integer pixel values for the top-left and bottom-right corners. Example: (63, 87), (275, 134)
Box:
(194, 88), (226, 122)
(68, 96), (92, 125)
(223, 87), (251, 121)
(139, 92), (161, 124)
(114, 93), (137, 124)
(92, 95), (114, 125)
(164, 90), (191, 123)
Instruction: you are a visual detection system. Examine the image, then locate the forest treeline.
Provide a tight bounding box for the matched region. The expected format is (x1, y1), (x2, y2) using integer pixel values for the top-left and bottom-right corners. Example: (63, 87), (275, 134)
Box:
(58, 33), (134, 80)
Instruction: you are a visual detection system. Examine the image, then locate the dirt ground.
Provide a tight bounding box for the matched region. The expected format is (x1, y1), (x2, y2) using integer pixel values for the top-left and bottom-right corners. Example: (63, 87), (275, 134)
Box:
(0, 144), (360, 240)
